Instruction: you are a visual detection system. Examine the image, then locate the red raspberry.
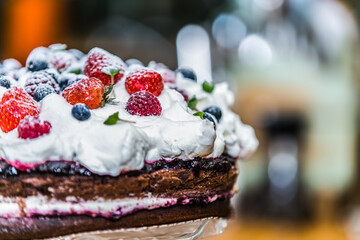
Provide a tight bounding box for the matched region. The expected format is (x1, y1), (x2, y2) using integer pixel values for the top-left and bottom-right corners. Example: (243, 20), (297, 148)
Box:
(0, 87), (40, 133)
(170, 86), (189, 101)
(159, 69), (176, 84)
(24, 71), (60, 97)
(125, 69), (164, 96)
(153, 63), (176, 84)
(49, 51), (76, 73)
(84, 47), (126, 86)
(62, 77), (105, 109)
(126, 91), (162, 116)
(18, 116), (51, 139)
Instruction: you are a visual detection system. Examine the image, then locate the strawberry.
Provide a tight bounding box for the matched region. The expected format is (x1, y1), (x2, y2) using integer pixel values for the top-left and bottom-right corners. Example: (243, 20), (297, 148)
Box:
(84, 47), (125, 86)
(62, 77), (105, 109)
(125, 69), (164, 96)
(49, 51), (77, 73)
(126, 91), (162, 116)
(0, 87), (40, 133)
(18, 116), (51, 139)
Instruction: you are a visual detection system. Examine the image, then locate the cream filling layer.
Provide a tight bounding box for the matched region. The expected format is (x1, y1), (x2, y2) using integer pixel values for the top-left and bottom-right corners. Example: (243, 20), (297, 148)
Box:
(0, 195), (177, 218)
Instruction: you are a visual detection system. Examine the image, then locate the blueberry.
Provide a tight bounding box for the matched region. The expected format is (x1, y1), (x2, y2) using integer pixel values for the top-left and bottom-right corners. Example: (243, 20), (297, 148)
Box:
(203, 105), (222, 122)
(72, 103), (91, 121)
(27, 59), (48, 72)
(26, 47), (49, 72)
(59, 73), (84, 91)
(203, 112), (216, 126)
(0, 76), (11, 89)
(2, 59), (21, 71)
(33, 84), (55, 102)
(176, 68), (197, 81)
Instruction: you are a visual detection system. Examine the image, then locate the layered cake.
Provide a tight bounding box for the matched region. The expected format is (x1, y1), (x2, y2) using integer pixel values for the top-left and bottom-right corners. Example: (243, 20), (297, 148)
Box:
(0, 44), (258, 239)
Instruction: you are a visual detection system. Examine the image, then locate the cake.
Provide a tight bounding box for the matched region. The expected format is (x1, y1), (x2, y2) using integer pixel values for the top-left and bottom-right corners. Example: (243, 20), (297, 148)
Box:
(0, 44), (258, 239)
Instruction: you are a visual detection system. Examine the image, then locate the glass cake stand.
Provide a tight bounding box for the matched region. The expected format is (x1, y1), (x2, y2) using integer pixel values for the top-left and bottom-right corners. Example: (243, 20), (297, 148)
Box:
(51, 217), (227, 240)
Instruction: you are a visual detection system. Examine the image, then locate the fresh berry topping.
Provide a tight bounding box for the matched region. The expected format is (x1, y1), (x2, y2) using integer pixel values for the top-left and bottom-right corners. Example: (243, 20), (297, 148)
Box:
(158, 69), (176, 84)
(126, 91), (162, 116)
(203, 112), (216, 126)
(48, 43), (67, 51)
(68, 49), (85, 60)
(18, 116), (51, 139)
(150, 62), (176, 84)
(84, 47), (125, 86)
(58, 73), (85, 91)
(176, 68), (197, 81)
(24, 71), (60, 97)
(33, 84), (55, 102)
(2, 59), (21, 72)
(203, 105), (222, 122)
(43, 68), (59, 83)
(62, 77), (104, 109)
(0, 87), (40, 133)
(152, 62), (169, 70)
(49, 51), (76, 73)
(11, 67), (27, 81)
(26, 47), (49, 72)
(0, 76), (11, 89)
(72, 103), (91, 121)
(170, 86), (189, 101)
(125, 69), (164, 96)
(125, 58), (144, 67)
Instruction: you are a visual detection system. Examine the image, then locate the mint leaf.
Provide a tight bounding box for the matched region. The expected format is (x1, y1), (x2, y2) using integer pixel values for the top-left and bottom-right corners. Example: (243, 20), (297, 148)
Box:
(104, 112), (136, 125)
(104, 112), (120, 125)
(102, 66), (121, 77)
(69, 68), (81, 74)
(202, 81), (215, 93)
(187, 96), (198, 110)
(193, 112), (204, 119)
(102, 66), (120, 87)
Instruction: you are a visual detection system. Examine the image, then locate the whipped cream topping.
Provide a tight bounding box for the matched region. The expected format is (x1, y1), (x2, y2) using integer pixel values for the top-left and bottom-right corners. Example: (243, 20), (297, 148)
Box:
(0, 50), (258, 176)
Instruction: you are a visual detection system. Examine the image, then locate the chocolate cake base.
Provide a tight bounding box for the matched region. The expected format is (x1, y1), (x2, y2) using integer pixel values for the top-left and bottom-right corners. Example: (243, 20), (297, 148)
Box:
(0, 199), (231, 240)
(0, 155), (236, 239)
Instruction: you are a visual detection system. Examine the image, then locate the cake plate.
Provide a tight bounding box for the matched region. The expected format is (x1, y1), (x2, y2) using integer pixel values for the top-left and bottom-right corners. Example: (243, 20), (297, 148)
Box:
(51, 217), (227, 240)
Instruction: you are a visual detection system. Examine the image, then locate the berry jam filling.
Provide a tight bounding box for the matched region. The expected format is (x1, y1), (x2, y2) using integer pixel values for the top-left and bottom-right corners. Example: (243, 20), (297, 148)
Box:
(0, 154), (235, 178)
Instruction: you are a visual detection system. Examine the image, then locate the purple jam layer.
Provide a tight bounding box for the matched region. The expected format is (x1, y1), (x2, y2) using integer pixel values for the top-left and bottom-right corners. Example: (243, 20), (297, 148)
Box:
(0, 154), (235, 178)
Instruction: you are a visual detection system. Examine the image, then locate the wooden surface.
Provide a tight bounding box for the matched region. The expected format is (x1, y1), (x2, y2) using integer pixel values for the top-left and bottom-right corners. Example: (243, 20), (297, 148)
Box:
(208, 220), (349, 240)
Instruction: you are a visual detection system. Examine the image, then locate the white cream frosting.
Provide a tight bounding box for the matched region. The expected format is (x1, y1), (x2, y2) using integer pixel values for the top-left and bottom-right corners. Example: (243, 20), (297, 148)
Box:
(0, 61), (258, 176)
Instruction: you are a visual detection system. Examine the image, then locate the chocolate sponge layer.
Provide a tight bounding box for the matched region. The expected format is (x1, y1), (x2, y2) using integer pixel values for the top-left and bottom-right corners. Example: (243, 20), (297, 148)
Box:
(0, 199), (231, 240)
(0, 155), (237, 200)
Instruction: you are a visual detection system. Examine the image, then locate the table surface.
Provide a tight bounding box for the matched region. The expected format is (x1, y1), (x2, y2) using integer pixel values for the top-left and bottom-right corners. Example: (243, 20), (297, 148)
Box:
(208, 219), (349, 240)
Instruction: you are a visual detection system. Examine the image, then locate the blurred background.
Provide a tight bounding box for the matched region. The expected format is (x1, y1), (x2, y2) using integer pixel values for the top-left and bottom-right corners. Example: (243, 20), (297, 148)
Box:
(1, 0), (360, 239)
